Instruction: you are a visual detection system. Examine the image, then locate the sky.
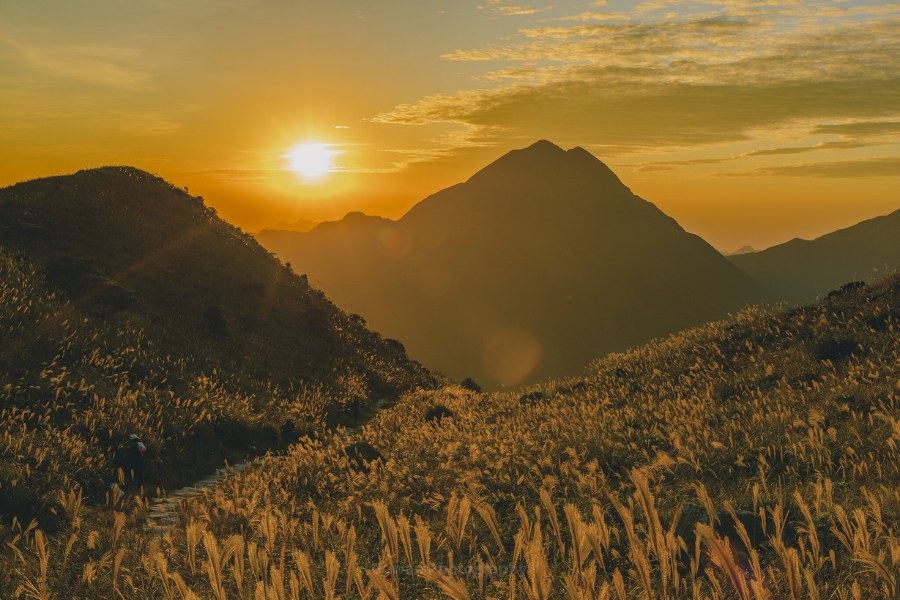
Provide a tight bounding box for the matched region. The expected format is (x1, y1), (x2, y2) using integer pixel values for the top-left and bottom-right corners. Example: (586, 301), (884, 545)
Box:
(1, 0), (898, 251)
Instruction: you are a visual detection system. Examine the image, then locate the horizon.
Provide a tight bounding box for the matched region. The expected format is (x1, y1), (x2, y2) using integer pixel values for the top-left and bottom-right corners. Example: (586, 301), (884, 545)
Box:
(2, 0), (899, 250)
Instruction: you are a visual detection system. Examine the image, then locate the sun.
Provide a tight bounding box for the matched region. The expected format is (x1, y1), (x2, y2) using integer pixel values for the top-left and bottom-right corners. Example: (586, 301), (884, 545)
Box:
(286, 142), (337, 179)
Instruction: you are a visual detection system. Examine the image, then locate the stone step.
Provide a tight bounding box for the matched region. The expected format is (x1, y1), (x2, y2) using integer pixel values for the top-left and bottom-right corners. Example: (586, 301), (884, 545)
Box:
(141, 396), (397, 535)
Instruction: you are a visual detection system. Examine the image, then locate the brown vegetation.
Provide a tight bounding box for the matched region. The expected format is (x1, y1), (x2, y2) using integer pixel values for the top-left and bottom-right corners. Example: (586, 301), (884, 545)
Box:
(2, 269), (896, 598)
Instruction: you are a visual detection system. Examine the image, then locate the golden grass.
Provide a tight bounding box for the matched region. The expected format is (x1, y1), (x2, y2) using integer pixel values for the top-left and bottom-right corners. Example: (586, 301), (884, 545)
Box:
(2, 261), (898, 597)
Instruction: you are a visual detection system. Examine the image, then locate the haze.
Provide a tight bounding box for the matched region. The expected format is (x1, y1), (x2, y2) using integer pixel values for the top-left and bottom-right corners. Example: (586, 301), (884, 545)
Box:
(1, 0), (898, 250)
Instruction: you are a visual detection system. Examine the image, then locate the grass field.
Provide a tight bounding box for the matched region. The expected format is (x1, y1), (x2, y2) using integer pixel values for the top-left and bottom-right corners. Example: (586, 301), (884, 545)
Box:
(0, 246), (431, 534)
(2, 271), (897, 598)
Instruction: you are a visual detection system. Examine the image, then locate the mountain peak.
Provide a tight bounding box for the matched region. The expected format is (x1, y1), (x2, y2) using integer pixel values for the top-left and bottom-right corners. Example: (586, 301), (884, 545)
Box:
(566, 145), (594, 159)
(259, 139), (763, 388)
(78, 165), (154, 177)
(525, 139), (565, 153)
(343, 210), (376, 220)
(465, 140), (626, 195)
(72, 166), (168, 186)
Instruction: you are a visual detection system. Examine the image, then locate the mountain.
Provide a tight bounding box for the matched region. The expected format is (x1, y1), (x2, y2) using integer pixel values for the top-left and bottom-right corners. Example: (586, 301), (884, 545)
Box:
(259, 216), (319, 233)
(721, 245), (757, 256)
(729, 209), (900, 303)
(257, 141), (765, 388)
(0, 166), (432, 396)
(0, 167), (434, 518)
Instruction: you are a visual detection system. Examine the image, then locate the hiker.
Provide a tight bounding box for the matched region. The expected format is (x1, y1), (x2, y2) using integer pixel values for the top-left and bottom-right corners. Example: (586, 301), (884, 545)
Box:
(124, 433), (147, 486)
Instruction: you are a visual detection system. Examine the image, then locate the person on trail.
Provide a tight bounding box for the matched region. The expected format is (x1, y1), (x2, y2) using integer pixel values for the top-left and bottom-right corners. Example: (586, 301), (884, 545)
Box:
(124, 433), (147, 486)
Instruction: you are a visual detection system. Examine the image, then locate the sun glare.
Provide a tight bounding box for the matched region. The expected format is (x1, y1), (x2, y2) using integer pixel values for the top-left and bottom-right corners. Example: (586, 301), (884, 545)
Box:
(286, 142), (337, 179)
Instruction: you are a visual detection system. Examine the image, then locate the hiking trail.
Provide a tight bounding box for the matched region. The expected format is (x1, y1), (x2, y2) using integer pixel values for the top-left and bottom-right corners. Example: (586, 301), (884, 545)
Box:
(144, 398), (393, 536)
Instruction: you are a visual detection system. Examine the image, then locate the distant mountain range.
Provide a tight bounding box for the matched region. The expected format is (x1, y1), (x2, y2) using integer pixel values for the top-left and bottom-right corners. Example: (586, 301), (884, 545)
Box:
(6, 151), (894, 398)
(259, 216), (319, 233)
(721, 245), (757, 256)
(728, 209), (900, 304)
(258, 141), (766, 388)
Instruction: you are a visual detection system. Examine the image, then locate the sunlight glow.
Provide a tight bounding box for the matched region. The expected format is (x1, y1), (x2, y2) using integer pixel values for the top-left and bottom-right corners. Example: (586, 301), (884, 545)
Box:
(286, 143), (337, 179)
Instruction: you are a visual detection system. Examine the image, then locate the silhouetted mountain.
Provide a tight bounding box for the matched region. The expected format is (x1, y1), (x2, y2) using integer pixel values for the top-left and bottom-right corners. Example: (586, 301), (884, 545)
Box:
(0, 167), (437, 521)
(259, 216), (318, 233)
(729, 210), (900, 303)
(257, 141), (765, 388)
(721, 245), (757, 256)
(0, 167), (432, 398)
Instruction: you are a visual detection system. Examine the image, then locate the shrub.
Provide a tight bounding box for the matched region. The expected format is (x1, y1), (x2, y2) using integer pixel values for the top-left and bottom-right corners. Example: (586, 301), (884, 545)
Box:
(204, 304), (227, 336)
(460, 377), (482, 392)
(815, 336), (857, 361)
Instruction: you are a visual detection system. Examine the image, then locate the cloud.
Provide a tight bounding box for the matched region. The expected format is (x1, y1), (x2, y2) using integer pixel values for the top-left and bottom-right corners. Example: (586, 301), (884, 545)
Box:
(376, 73), (900, 149)
(378, 9), (900, 157)
(725, 157), (900, 178)
(0, 35), (152, 89)
(556, 12), (628, 22)
(633, 138), (888, 172)
(478, 1), (540, 17)
(445, 16), (765, 63)
(811, 120), (900, 138)
(636, 1), (900, 18)
(743, 140), (877, 157)
(635, 157), (732, 171)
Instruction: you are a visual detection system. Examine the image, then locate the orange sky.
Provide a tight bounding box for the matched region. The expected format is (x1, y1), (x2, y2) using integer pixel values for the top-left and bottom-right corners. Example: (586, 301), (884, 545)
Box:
(1, 0), (898, 251)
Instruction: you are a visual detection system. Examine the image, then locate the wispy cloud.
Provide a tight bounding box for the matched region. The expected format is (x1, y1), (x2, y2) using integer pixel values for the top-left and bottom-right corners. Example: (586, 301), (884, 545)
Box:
(725, 157), (900, 178)
(556, 12), (629, 22)
(635, 157), (732, 171)
(478, 0), (541, 17)
(375, 73), (900, 148)
(811, 120), (900, 137)
(743, 140), (875, 157)
(0, 34), (153, 89)
(377, 5), (900, 161)
(633, 138), (890, 171)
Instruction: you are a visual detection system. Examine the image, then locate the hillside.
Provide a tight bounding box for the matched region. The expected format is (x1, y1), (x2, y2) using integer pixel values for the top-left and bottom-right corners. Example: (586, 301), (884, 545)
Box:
(258, 141), (765, 388)
(0, 167), (433, 522)
(730, 209), (900, 303)
(5, 271), (896, 598)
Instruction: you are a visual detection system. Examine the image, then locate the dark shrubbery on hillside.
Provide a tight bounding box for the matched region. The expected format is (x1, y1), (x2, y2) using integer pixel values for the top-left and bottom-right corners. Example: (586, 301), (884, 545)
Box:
(0, 167), (435, 396)
(460, 376), (482, 392)
(0, 167), (436, 525)
(45, 256), (135, 312)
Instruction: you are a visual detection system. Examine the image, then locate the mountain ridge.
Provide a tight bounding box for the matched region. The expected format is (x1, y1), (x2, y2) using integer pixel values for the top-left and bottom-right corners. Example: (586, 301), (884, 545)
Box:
(729, 208), (900, 303)
(0, 165), (433, 396)
(258, 141), (766, 388)
(0, 164), (437, 520)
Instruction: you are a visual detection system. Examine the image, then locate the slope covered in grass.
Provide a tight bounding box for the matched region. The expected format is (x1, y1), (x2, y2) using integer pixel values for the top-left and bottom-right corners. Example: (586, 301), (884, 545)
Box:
(4, 273), (897, 598)
(0, 176), (434, 525)
(0, 167), (432, 395)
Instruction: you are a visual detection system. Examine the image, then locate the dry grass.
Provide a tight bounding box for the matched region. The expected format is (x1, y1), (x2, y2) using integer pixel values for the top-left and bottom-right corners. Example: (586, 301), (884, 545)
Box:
(2, 264), (898, 598)
(0, 250), (426, 528)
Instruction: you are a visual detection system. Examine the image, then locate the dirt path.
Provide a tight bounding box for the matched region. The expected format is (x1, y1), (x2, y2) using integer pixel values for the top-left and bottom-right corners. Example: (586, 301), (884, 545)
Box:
(144, 398), (392, 536)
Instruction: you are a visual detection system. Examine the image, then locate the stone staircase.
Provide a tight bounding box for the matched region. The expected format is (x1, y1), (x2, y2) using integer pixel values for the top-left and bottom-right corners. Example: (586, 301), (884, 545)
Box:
(144, 398), (393, 536)
(144, 462), (248, 537)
